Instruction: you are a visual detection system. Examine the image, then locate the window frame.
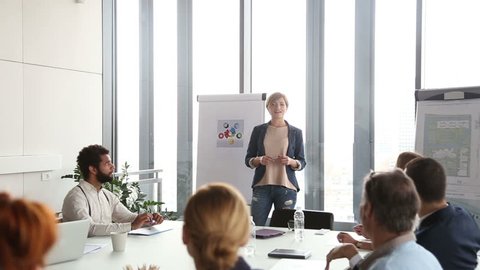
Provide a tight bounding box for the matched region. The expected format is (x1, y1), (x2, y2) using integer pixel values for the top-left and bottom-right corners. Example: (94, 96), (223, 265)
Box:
(106, 0), (437, 225)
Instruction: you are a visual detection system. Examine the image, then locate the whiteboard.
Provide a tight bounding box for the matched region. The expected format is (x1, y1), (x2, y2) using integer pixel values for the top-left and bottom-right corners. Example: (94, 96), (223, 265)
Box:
(415, 99), (480, 223)
(196, 93), (266, 202)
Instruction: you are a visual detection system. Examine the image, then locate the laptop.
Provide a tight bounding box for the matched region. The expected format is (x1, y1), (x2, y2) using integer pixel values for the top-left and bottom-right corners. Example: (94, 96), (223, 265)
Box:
(45, 219), (90, 265)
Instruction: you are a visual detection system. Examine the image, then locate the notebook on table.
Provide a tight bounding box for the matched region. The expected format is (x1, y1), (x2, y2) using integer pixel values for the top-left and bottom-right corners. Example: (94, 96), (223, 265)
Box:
(255, 228), (285, 239)
(45, 219), (90, 265)
(128, 224), (174, 236)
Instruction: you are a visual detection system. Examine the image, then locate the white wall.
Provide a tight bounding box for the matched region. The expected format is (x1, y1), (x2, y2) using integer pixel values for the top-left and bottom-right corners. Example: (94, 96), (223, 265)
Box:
(0, 0), (103, 212)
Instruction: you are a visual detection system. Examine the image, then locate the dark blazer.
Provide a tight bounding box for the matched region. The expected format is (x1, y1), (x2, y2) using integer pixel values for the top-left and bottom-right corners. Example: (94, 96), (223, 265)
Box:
(244, 121), (306, 191)
(231, 257), (251, 270)
(416, 203), (480, 270)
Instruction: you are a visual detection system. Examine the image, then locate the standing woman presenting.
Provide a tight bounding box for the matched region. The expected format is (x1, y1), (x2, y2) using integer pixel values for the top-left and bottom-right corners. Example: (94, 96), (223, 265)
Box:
(245, 92), (306, 226)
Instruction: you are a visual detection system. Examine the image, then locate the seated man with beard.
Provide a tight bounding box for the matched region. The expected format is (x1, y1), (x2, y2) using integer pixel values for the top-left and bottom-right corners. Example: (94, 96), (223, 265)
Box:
(62, 144), (164, 236)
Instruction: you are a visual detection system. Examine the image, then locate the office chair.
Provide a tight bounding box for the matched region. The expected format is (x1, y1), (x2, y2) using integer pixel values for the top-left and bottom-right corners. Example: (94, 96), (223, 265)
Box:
(269, 209), (334, 230)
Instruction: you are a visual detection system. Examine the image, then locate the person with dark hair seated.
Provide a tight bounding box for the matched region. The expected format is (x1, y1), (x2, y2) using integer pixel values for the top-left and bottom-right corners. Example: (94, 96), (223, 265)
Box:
(62, 144), (164, 236)
(395, 151), (422, 169)
(406, 157), (480, 270)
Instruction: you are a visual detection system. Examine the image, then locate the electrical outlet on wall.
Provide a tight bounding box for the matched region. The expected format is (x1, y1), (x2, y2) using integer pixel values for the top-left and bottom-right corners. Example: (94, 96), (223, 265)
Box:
(41, 172), (52, 181)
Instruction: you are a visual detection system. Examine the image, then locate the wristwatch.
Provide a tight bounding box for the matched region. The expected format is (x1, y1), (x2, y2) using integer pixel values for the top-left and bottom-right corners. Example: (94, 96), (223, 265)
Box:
(355, 240), (362, 249)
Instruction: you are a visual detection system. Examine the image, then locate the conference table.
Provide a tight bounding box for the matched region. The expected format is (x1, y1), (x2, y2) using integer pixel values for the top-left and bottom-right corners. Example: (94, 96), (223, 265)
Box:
(46, 220), (359, 270)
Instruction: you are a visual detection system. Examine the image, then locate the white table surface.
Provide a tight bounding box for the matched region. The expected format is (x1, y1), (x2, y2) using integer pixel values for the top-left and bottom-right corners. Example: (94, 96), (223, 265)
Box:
(46, 220), (356, 270)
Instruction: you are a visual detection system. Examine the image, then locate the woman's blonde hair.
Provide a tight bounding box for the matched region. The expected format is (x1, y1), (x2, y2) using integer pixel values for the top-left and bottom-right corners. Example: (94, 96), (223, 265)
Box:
(266, 92), (289, 108)
(0, 192), (58, 270)
(184, 183), (250, 270)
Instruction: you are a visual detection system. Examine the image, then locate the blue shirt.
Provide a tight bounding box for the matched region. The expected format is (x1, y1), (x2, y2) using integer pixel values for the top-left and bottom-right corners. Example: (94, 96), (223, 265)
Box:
(369, 241), (442, 270)
(356, 232), (441, 270)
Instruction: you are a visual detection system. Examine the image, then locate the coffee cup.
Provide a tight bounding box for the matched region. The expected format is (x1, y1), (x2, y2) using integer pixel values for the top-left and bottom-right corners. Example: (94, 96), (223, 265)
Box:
(111, 232), (127, 252)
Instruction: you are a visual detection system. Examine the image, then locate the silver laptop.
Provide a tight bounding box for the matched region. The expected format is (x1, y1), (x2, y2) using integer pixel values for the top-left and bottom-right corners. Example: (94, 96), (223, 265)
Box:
(45, 219), (90, 265)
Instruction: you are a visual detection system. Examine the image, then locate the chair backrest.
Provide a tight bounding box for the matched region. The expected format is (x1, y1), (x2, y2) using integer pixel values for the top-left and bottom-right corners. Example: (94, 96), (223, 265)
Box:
(269, 209), (334, 230)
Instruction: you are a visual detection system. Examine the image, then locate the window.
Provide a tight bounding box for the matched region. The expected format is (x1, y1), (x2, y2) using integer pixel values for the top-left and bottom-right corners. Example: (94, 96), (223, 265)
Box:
(117, 0), (140, 170)
(113, 1), (437, 221)
(324, 0), (355, 221)
(423, 0), (480, 88)
(192, 0), (239, 94)
(153, 0), (178, 211)
(374, 0), (417, 170)
(192, 0), (240, 189)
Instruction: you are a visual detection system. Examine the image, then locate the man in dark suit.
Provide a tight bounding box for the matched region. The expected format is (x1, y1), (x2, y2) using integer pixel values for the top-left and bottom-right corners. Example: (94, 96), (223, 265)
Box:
(406, 157), (480, 270)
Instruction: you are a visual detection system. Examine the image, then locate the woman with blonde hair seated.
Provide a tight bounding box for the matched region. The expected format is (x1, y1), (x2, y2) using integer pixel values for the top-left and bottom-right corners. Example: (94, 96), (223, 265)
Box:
(183, 183), (251, 270)
(0, 192), (58, 270)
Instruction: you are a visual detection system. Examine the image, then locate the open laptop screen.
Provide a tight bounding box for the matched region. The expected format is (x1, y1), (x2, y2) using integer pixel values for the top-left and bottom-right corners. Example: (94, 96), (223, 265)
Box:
(45, 219), (89, 265)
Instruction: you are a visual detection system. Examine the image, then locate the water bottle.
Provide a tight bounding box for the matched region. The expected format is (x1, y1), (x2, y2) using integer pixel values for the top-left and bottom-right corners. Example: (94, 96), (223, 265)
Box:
(245, 216), (256, 256)
(294, 206), (305, 241)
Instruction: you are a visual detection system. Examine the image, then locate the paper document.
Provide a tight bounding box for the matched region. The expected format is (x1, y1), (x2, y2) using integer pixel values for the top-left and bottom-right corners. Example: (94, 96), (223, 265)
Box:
(84, 243), (107, 254)
(129, 224), (174, 236)
(270, 258), (326, 270)
(271, 259), (326, 270)
(314, 228), (330, 235)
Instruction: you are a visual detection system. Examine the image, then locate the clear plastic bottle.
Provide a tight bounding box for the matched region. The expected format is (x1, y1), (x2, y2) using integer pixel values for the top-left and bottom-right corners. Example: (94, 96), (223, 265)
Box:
(245, 216), (256, 256)
(294, 206), (305, 241)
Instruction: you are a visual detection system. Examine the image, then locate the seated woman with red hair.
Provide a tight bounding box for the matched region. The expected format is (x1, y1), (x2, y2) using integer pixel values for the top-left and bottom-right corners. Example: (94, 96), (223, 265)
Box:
(0, 192), (58, 270)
